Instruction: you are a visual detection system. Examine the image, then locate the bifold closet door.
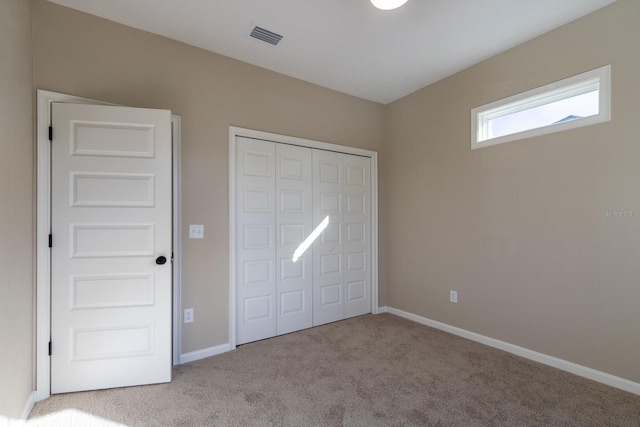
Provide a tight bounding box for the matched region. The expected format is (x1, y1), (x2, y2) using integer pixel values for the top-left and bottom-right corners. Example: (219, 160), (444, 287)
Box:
(236, 137), (276, 345)
(237, 137), (371, 343)
(312, 150), (371, 326)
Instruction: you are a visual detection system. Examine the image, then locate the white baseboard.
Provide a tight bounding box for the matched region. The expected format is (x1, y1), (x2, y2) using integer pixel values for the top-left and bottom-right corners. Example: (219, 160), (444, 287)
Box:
(0, 390), (38, 426)
(381, 306), (640, 396)
(179, 343), (232, 364)
(20, 391), (36, 421)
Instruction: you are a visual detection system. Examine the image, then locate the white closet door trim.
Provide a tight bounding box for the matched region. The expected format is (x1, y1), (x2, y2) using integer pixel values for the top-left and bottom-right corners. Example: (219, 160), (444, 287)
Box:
(229, 126), (379, 350)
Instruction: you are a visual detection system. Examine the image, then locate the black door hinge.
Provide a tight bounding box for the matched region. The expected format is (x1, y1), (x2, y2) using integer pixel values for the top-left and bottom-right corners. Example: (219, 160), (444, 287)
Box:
(48, 341), (52, 356)
(49, 234), (53, 248)
(49, 126), (53, 142)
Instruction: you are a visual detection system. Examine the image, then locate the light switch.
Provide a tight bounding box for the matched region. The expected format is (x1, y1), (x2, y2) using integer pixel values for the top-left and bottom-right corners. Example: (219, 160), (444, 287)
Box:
(189, 224), (204, 239)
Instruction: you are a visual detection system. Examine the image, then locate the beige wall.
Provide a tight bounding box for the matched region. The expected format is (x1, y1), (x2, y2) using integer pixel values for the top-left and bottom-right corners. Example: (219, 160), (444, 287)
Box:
(0, 0), (34, 419)
(32, 0), (385, 353)
(385, 0), (640, 383)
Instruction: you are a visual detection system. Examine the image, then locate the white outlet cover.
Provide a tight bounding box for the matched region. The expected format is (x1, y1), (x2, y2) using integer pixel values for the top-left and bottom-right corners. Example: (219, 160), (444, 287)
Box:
(184, 308), (194, 323)
(450, 290), (458, 303)
(189, 224), (204, 239)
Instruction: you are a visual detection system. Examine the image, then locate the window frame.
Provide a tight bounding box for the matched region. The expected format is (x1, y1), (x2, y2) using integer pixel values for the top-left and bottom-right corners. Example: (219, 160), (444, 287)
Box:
(471, 65), (611, 150)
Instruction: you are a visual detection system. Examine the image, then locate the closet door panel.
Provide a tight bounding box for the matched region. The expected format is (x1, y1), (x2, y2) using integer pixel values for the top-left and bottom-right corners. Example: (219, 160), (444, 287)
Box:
(344, 155), (371, 318)
(312, 150), (345, 326)
(236, 137), (276, 344)
(276, 144), (313, 335)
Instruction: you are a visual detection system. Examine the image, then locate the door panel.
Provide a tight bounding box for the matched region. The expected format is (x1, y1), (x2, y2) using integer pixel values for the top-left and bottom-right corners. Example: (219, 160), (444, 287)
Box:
(343, 154), (371, 318)
(71, 172), (155, 207)
(51, 103), (172, 393)
(236, 138), (276, 344)
(312, 150), (345, 326)
(276, 144), (313, 335)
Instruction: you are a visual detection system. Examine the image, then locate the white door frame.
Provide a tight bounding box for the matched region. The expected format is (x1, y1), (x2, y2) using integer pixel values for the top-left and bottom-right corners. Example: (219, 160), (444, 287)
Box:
(228, 126), (380, 350)
(35, 90), (182, 401)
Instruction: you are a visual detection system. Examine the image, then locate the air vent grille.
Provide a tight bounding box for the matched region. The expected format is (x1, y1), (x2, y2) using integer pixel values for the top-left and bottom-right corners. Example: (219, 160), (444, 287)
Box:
(250, 26), (283, 46)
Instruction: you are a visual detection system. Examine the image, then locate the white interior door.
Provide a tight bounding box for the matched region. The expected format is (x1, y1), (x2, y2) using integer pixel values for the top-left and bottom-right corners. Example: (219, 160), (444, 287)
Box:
(236, 137), (277, 345)
(276, 144), (313, 335)
(51, 103), (172, 393)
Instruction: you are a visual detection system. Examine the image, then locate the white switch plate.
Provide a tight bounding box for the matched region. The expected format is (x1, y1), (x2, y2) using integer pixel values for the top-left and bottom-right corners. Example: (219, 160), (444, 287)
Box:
(184, 308), (194, 323)
(189, 224), (204, 239)
(450, 290), (458, 303)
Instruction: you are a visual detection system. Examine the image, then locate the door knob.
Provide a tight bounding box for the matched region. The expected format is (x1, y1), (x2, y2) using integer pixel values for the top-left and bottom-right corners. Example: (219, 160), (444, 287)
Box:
(155, 256), (167, 265)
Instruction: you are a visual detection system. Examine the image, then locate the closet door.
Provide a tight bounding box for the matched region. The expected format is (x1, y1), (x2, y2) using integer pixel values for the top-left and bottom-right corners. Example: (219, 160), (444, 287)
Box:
(236, 138), (373, 343)
(312, 150), (345, 326)
(236, 137), (276, 345)
(276, 144), (313, 334)
(344, 155), (371, 318)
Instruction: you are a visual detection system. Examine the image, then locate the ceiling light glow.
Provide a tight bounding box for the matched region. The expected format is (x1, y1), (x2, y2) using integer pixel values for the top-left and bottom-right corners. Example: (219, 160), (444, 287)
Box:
(370, 0), (409, 10)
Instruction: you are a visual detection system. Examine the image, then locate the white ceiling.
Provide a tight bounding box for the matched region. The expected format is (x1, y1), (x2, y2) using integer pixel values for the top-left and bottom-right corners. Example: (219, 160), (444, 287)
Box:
(46, 0), (617, 104)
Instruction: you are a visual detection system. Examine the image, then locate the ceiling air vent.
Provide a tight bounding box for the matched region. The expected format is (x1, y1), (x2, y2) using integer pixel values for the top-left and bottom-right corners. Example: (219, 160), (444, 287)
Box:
(250, 26), (283, 46)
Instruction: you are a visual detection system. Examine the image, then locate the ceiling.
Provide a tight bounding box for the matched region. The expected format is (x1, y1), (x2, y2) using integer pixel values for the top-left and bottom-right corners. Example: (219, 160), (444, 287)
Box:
(46, 0), (617, 104)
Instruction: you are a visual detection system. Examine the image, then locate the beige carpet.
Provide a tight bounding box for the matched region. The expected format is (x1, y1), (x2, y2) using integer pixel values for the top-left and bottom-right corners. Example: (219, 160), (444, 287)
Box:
(28, 313), (640, 426)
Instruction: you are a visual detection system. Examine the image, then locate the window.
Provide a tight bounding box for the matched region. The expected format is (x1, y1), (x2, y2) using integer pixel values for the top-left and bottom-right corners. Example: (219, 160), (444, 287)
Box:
(471, 65), (611, 149)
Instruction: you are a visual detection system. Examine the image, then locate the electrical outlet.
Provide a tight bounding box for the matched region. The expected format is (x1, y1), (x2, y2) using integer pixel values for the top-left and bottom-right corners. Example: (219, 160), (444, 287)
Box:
(450, 290), (458, 303)
(184, 308), (194, 323)
(189, 224), (204, 239)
